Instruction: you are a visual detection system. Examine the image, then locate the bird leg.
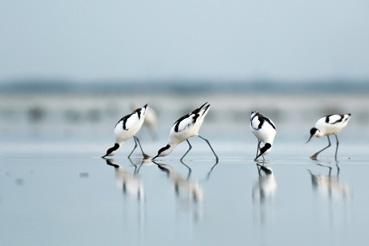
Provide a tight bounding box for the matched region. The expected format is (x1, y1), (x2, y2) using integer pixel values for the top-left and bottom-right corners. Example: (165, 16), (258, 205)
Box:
(180, 139), (192, 163)
(254, 143), (270, 162)
(127, 138), (138, 159)
(255, 141), (261, 160)
(310, 136), (331, 160)
(198, 135), (219, 162)
(133, 136), (150, 159)
(334, 134), (339, 161)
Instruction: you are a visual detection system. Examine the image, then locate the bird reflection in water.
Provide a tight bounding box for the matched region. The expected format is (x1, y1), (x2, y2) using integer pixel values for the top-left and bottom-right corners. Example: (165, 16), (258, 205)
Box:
(252, 163), (277, 226)
(308, 162), (350, 201)
(153, 158), (219, 223)
(308, 161), (351, 227)
(105, 158), (146, 240)
(105, 158), (145, 200)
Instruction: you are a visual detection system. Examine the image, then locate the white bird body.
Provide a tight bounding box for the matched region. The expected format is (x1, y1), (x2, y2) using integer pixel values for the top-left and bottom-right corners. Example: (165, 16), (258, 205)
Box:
(250, 115), (276, 145)
(250, 112), (277, 160)
(169, 105), (210, 146)
(154, 102), (218, 161)
(313, 114), (351, 137)
(103, 104), (148, 158)
(114, 106), (147, 142)
(307, 113), (351, 160)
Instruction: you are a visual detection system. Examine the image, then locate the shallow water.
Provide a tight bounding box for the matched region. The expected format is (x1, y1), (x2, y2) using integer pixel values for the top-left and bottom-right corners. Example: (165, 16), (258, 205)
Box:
(1, 91), (368, 245)
(0, 136), (368, 246)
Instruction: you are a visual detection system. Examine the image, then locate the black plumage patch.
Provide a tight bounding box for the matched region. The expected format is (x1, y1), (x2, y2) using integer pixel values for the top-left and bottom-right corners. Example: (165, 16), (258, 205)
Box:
(105, 143), (119, 156)
(325, 114), (345, 124)
(192, 113), (200, 123)
(310, 127), (318, 136)
(173, 103), (208, 132)
(260, 143), (272, 154)
(158, 144), (171, 155)
(136, 108), (142, 119)
(252, 113), (276, 130)
(116, 113), (132, 130)
(332, 114), (344, 124)
(174, 114), (190, 132)
(115, 107), (143, 130)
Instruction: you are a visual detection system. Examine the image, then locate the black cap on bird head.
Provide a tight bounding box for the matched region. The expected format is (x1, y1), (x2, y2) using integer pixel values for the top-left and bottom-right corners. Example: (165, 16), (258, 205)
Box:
(153, 144), (171, 160)
(102, 143), (120, 158)
(306, 127), (318, 143)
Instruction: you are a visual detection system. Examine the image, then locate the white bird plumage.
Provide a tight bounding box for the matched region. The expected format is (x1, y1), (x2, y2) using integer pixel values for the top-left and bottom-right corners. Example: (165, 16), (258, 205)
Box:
(250, 112), (277, 161)
(131, 103), (158, 140)
(102, 104), (149, 158)
(306, 113), (351, 160)
(153, 102), (218, 161)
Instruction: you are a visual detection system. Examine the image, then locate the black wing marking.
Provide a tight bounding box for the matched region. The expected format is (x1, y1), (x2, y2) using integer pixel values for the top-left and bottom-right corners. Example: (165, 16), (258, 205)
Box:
(174, 114), (191, 132)
(173, 103), (208, 132)
(116, 114), (131, 130)
(325, 114), (345, 124)
(252, 112), (276, 130)
(263, 116), (276, 129)
(115, 107), (143, 130)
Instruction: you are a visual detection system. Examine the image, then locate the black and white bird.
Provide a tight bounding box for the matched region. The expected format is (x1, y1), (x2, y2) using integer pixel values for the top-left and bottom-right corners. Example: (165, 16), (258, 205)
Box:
(250, 112), (277, 161)
(153, 102), (218, 162)
(306, 113), (351, 161)
(102, 104), (149, 158)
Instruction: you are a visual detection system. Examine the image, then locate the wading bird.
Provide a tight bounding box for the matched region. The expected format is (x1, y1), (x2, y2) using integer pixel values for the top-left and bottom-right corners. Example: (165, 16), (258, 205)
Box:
(250, 112), (277, 162)
(153, 102), (218, 162)
(306, 113), (351, 160)
(102, 104), (149, 158)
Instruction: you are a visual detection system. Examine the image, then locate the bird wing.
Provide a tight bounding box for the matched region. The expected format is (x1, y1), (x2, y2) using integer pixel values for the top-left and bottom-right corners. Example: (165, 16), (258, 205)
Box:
(124, 112), (140, 130)
(325, 114), (344, 124)
(173, 114), (196, 133)
(250, 114), (261, 130)
(251, 113), (276, 130)
(116, 111), (140, 131)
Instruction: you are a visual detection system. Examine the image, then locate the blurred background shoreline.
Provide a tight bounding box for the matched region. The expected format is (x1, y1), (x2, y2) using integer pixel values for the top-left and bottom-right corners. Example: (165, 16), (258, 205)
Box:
(1, 80), (368, 147)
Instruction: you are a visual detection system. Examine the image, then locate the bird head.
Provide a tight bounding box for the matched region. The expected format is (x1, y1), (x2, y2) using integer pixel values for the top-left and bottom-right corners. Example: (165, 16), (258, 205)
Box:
(102, 143), (120, 158)
(306, 127), (320, 143)
(153, 144), (173, 159)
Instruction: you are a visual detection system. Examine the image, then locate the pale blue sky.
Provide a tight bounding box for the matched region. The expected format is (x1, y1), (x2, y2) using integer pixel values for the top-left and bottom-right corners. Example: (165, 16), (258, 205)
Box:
(1, 0), (369, 82)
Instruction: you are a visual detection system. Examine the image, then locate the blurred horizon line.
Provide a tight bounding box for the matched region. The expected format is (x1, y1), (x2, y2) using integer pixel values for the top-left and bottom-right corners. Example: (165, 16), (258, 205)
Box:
(1, 78), (369, 94)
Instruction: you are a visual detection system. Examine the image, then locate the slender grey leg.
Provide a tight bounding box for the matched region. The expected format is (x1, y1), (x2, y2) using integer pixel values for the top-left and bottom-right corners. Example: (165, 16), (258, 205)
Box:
(198, 135), (219, 162)
(334, 134), (339, 161)
(180, 158), (192, 180)
(179, 139), (192, 162)
(128, 137), (138, 158)
(204, 160), (219, 181)
(310, 136), (331, 160)
(180, 139), (192, 162)
(254, 142), (267, 162)
(255, 141), (261, 159)
(133, 136), (149, 158)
